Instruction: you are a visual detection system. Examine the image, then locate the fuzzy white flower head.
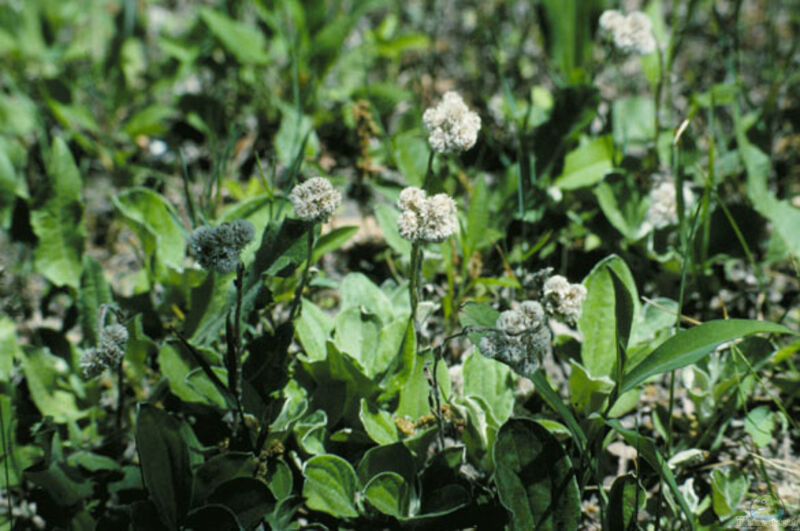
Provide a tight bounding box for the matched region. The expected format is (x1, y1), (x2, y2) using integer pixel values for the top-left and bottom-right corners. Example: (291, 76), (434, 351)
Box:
(645, 179), (694, 230)
(600, 10), (656, 55)
(396, 187), (459, 243)
(479, 300), (550, 377)
(543, 275), (587, 323)
(422, 91), (481, 153)
(289, 177), (342, 222)
(397, 186), (426, 212)
(80, 323), (129, 379)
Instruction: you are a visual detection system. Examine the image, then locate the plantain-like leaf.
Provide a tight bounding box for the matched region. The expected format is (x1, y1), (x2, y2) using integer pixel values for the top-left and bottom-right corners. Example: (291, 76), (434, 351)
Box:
(620, 319), (797, 394)
(135, 404), (193, 530)
(208, 477), (276, 529)
(608, 474), (646, 530)
(493, 418), (581, 530)
(302, 454), (359, 518)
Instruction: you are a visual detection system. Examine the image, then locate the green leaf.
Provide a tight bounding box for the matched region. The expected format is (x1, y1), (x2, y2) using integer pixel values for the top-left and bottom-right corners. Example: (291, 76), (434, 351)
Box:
(312, 225), (358, 263)
(493, 418), (581, 530)
(199, 8), (269, 64)
(183, 505), (240, 531)
(568, 359), (614, 415)
(359, 399), (399, 445)
(112, 188), (186, 279)
(20, 347), (83, 422)
(78, 255), (113, 345)
(0, 147), (16, 228)
(295, 298), (334, 362)
(0, 316), (20, 382)
(356, 442), (416, 488)
(31, 137), (84, 288)
(555, 135), (614, 190)
(392, 131), (427, 187)
(363, 472), (410, 518)
(620, 320), (796, 394)
(465, 176), (489, 253)
(209, 477), (276, 529)
(612, 96), (655, 149)
(579, 255), (639, 379)
(711, 468), (749, 520)
(294, 409), (328, 455)
(192, 452), (258, 505)
(463, 351), (516, 424)
(744, 406), (775, 448)
(135, 404), (193, 529)
(607, 475), (646, 529)
(530, 370), (587, 451)
(302, 454), (359, 518)
(267, 459), (293, 501)
(124, 105), (175, 137)
(375, 203), (412, 256)
(539, 0), (599, 82)
(25, 461), (93, 507)
(606, 419), (696, 528)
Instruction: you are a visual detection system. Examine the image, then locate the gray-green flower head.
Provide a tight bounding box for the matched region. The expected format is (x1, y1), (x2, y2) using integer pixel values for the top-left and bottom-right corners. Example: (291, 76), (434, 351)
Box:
(423, 91), (481, 153)
(80, 323), (128, 379)
(479, 300), (551, 377)
(542, 275), (587, 323)
(289, 177), (342, 222)
(599, 10), (656, 55)
(397, 187), (459, 243)
(189, 220), (255, 274)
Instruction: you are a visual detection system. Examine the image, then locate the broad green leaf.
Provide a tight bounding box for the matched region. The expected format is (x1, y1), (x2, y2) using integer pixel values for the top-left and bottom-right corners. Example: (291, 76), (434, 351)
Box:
(0, 147), (16, 228)
(302, 454), (359, 518)
(209, 477), (276, 529)
(183, 505), (240, 531)
(0, 316), (19, 381)
(294, 409), (328, 455)
(607, 475), (646, 529)
(66, 451), (122, 473)
(25, 461), (93, 507)
(531, 369), (587, 451)
(113, 187), (186, 278)
(465, 176), (489, 253)
(392, 131), (427, 187)
(192, 452), (258, 505)
(744, 406), (775, 448)
(199, 8), (269, 64)
(31, 137), (84, 288)
(375, 203), (412, 256)
(124, 104), (175, 137)
(20, 347), (83, 422)
(275, 107), (319, 166)
(606, 419), (696, 528)
(620, 320), (796, 394)
(267, 459), (293, 501)
(463, 351), (516, 424)
(158, 343), (223, 406)
(711, 468), (749, 520)
(78, 255), (113, 345)
(539, 0), (599, 82)
(356, 442), (416, 487)
(312, 225), (358, 263)
(135, 404), (193, 529)
(295, 298), (334, 362)
(555, 135), (613, 190)
(359, 399), (399, 445)
(612, 96), (655, 148)
(363, 472), (410, 518)
(579, 255), (639, 379)
(568, 359), (614, 415)
(494, 418), (581, 530)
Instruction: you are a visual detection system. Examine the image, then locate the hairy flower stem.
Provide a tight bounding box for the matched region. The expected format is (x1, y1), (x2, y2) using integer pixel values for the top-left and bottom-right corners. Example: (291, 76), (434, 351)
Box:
(421, 150), (435, 194)
(116, 361), (124, 433)
(654, 46), (665, 148)
(0, 402), (11, 530)
(233, 263), (244, 412)
(289, 227), (316, 322)
(408, 242), (422, 327)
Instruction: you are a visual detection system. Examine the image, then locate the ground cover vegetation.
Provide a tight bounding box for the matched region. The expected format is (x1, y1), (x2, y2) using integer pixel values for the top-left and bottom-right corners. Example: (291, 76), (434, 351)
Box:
(1, 0), (800, 529)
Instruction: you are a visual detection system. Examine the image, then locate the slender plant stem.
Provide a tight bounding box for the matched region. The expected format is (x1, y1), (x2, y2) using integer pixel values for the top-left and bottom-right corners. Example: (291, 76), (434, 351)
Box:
(116, 361), (124, 434)
(654, 46), (665, 149)
(233, 263), (245, 411)
(408, 242), (422, 327)
(0, 399), (11, 530)
(289, 227), (316, 322)
(421, 150), (435, 193)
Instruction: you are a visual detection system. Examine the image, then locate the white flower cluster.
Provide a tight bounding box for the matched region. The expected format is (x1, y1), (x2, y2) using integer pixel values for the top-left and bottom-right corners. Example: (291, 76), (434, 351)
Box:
(479, 301), (551, 377)
(189, 220), (255, 274)
(645, 179), (694, 230)
(422, 91), (481, 153)
(80, 323), (129, 379)
(599, 10), (657, 55)
(289, 177), (342, 223)
(396, 187), (459, 243)
(542, 275), (587, 323)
